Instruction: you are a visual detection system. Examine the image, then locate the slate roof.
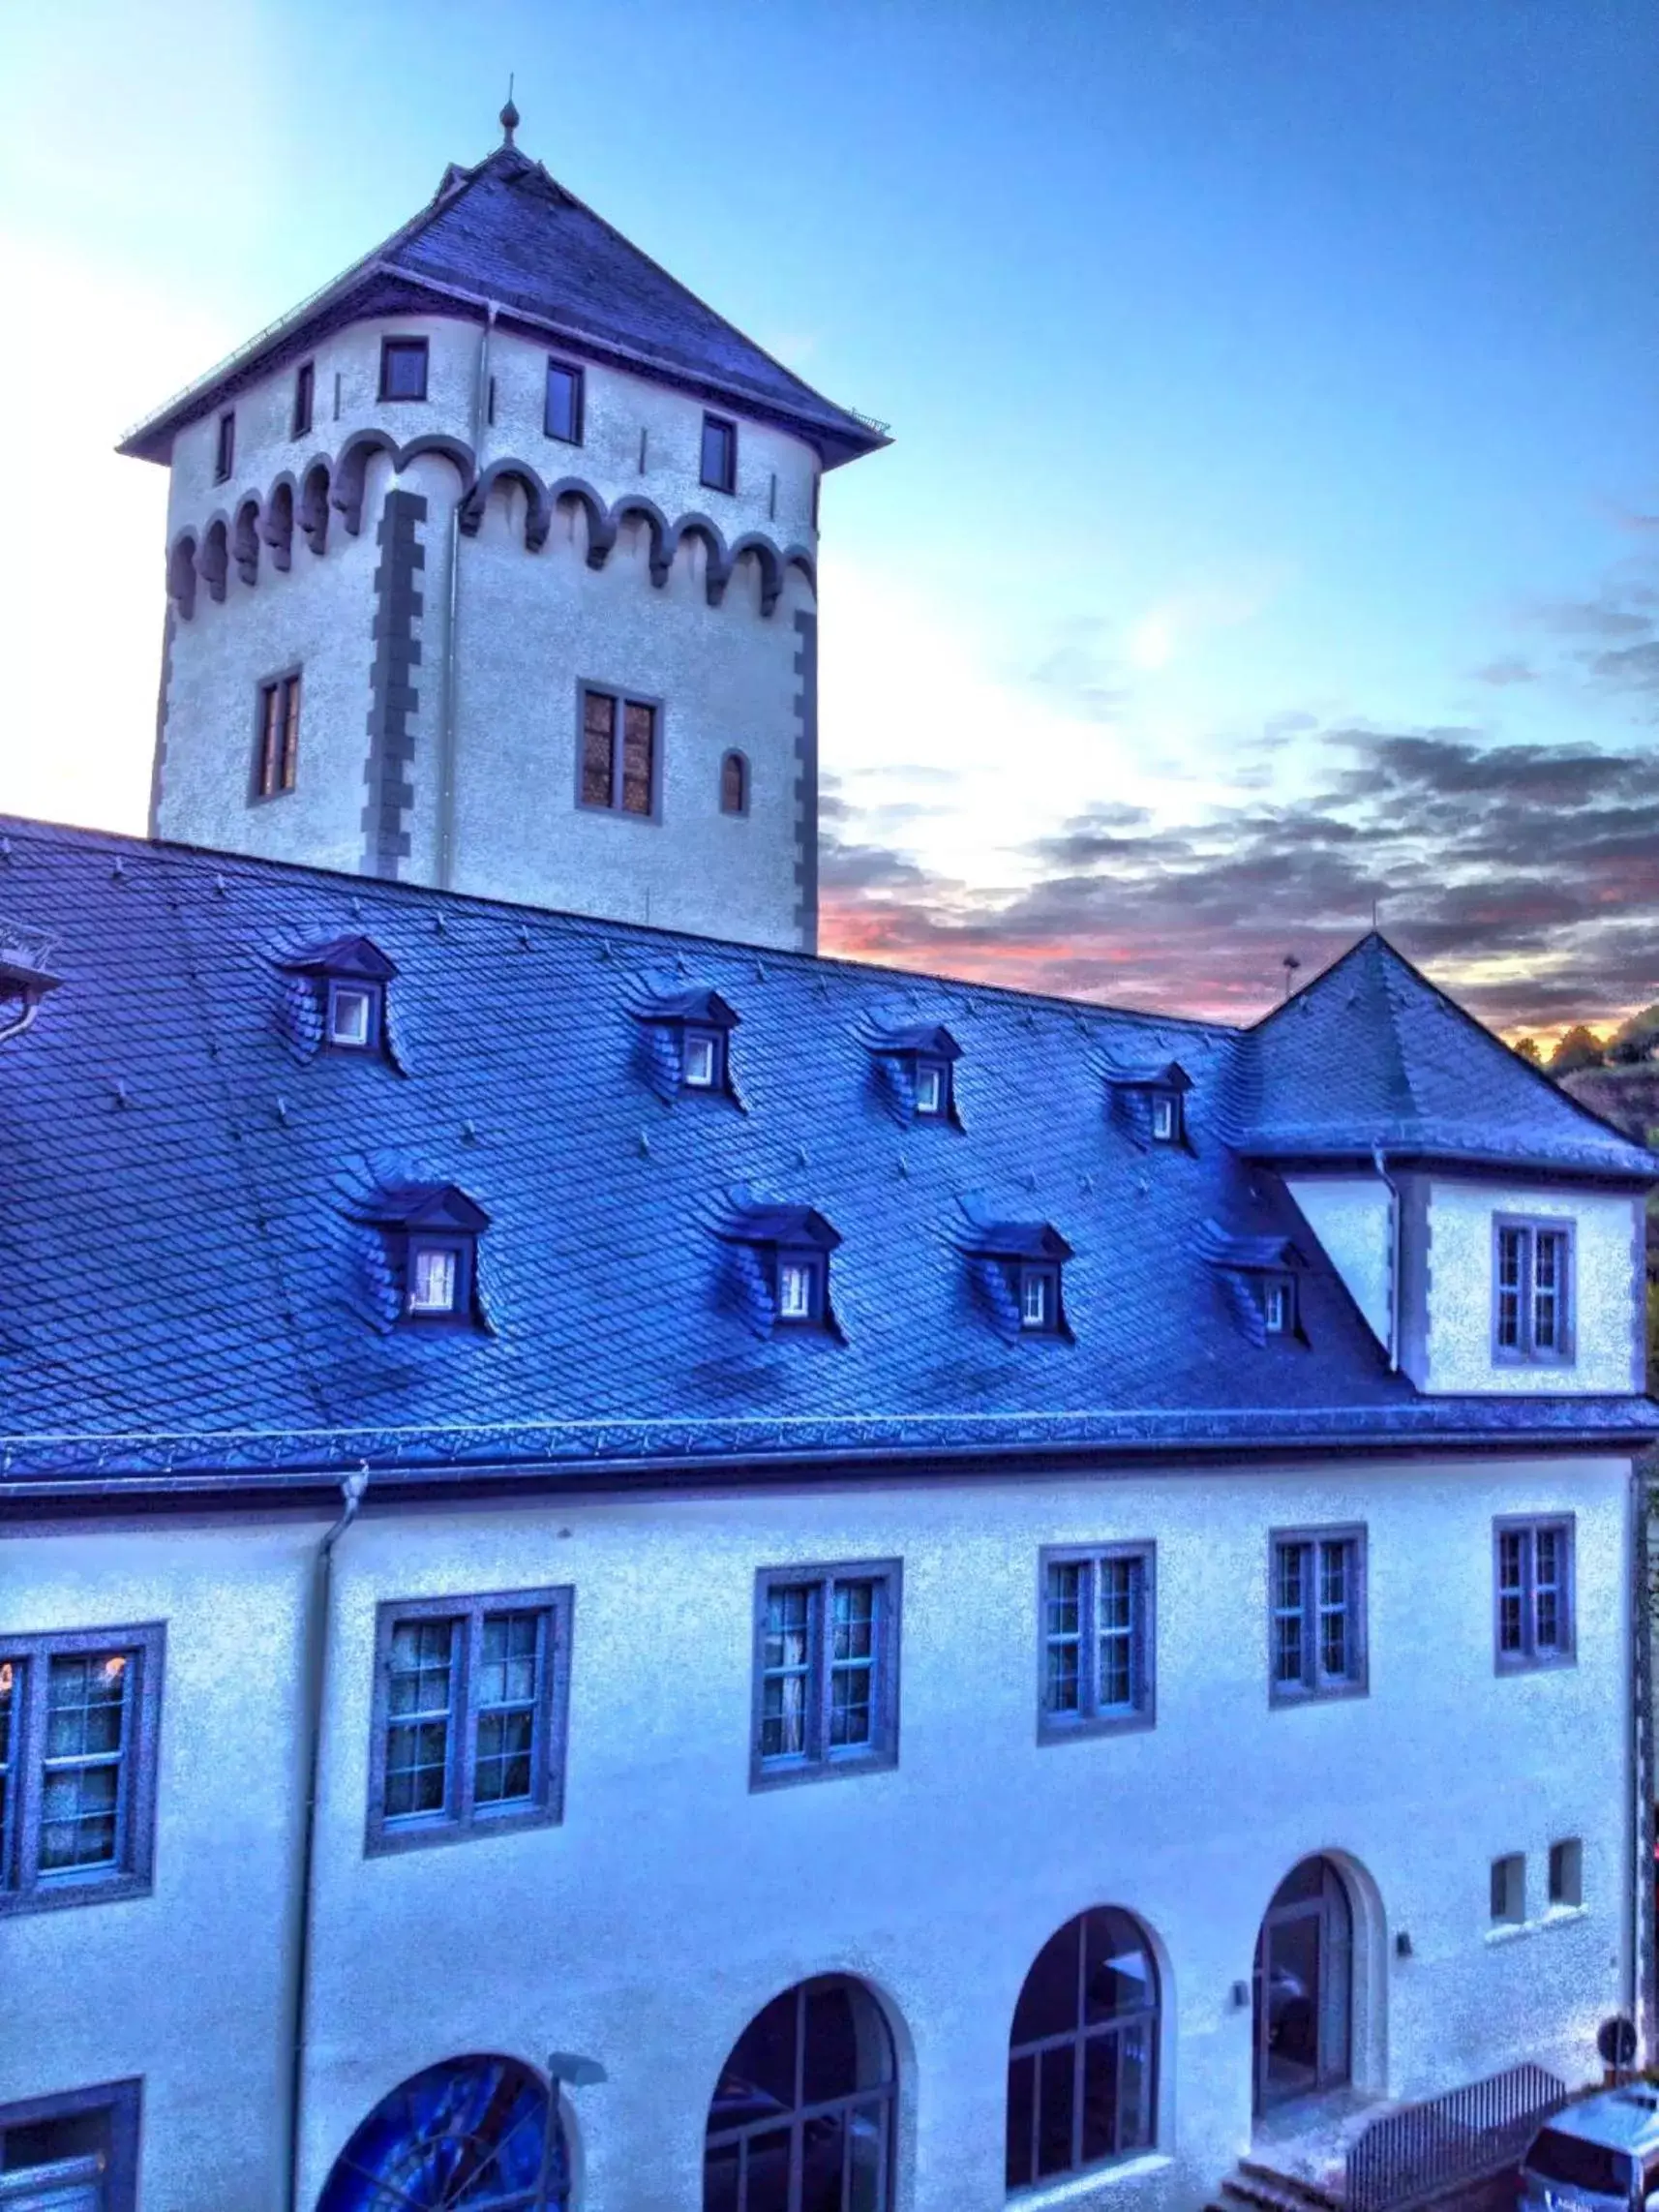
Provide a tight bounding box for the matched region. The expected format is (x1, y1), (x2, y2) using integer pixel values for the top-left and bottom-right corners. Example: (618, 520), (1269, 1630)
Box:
(119, 144), (887, 470)
(0, 818), (1651, 1496)
(1233, 934), (1657, 1181)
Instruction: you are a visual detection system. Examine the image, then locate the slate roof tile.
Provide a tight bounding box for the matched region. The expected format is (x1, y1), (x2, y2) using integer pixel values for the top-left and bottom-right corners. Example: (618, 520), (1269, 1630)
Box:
(0, 819), (1651, 1487)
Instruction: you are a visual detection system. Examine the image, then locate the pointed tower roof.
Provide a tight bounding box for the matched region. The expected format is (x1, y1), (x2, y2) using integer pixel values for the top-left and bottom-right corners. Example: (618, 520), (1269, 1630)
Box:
(1234, 933), (1656, 1181)
(119, 137), (889, 469)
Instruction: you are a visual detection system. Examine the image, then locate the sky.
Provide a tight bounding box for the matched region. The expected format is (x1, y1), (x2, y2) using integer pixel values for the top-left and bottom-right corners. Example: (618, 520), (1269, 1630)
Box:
(1, 0), (1654, 1042)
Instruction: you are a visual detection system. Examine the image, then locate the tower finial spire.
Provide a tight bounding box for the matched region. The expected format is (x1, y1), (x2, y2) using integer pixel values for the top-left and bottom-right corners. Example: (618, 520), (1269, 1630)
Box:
(499, 74), (520, 148)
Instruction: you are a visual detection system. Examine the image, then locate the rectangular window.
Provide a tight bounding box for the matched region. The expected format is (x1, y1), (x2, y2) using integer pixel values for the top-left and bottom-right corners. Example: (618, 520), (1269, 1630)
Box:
(1494, 1517), (1575, 1669)
(752, 1562), (901, 1787)
(0, 2079), (142, 2212)
(255, 673), (301, 800)
(1039, 1545), (1156, 1740)
(700, 412), (737, 494)
(1548, 1838), (1583, 1908)
(578, 687), (657, 818)
(777, 1259), (815, 1321)
(1492, 1217), (1575, 1363)
(214, 409), (235, 483)
(545, 359), (585, 444)
(683, 1032), (718, 1089)
(1491, 1852), (1525, 1926)
(326, 982), (376, 1050)
(408, 1247), (458, 1315)
(367, 1589), (571, 1853)
(0, 1625), (164, 1917)
(379, 336), (429, 403)
(1270, 1528), (1367, 1701)
(1150, 1093), (1177, 1142)
(915, 1062), (945, 1116)
(292, 360), (315, 439)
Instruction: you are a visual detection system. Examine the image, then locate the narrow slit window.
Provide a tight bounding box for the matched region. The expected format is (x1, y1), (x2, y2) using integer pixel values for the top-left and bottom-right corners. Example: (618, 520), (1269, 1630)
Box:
(214, 409), (235, 484)
(292, 361), (315, 439)
(700, 412), (737, 494)
(720, 751), (748, 816)
(545, 359), (584, 444)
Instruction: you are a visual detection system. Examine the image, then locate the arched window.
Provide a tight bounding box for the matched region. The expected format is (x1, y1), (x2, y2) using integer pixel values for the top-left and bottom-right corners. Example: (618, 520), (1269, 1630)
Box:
(720, 750), (749, 816)
(705, 1975), (894, 2212)
(1006, 1908), (1158, 2190)
(317, 2054), (569, 2211)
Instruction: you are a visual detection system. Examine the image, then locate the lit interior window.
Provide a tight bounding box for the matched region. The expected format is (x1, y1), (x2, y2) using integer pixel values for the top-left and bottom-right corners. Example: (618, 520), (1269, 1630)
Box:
(409, 1247), (459, 1315)
(684, 1032), (718, 1088)
(778, 1261), (814, 1320)
(1020, 1270), (1051, 1330)
(916, 1062), (945, 1115)
(329, 985), (374, 1048)
(1264, 1281), (1291, 1334)
(1151, 1093), (1176, 1141)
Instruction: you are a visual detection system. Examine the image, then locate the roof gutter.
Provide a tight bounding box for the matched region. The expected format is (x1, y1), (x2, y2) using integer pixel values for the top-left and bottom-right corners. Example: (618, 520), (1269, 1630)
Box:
(287, 1466), (367, 2212)
(1372, 1145), (1402, 1373)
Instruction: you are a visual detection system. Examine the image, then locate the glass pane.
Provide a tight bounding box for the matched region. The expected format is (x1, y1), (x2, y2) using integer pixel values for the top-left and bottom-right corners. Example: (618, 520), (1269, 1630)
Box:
(847, 2103), (886, 2212)
(581, 691), (615, 807)
(45, 1652), (128, 1758)
(1099, 1559), (1138, 1711)
(40, 1757), (120, 1869)
(1083, 1911), (1154, 2022)
(1534, 1527), (1561, 1651)
(703, 2141), (739, 2212)
(1119, 2017), (1155, 2150)
(1274, 1544), (1307, 1686)
(385, 1719), (450, 1819)
(1081, 2030), (1122, 2166)
(802, 1982), (860, 2105)
(799, 2110), (846, 2212)
(546, 364), (580, 441)
(721, 1990), (799, 2118)
(743, 2127), (792, 2212)
(621, 702), (654, 815)
(1006, 2055), (1037, 2190)
(1013, 1920), (1081, 2045)
(1036, 2044), (1076, 2178)
(473, 1709), (533, 1806)
(478, 1614), (539, 1707)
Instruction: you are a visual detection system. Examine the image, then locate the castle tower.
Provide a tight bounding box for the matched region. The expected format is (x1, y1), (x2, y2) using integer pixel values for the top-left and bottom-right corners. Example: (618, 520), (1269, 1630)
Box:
(118, 108), (887, 952)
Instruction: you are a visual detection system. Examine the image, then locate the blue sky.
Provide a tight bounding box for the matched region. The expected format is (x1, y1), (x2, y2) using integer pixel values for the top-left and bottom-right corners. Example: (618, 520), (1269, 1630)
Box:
(3, 0), (1654, 1034)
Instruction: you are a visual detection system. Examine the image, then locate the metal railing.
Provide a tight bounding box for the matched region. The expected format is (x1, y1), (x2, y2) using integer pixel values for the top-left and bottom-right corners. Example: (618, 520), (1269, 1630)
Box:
(1344, 2063), (1568, 2212)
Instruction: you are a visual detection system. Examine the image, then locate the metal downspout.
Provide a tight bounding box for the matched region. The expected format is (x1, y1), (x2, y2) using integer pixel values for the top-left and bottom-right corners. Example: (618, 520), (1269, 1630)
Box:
(287, 1467), (368, 2212)
(435, 306), (497, 891)
(1371, 1146), (1401, 1373)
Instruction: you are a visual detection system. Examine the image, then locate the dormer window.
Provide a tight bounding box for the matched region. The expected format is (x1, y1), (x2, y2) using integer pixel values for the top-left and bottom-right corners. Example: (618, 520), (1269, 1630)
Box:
(1019, 1264), (1060, 1332)
(1197, 1224), (1308, 1347)
(1263, 1277), (1295, 1335)
(683, 1028), (722, 1090)
(717, 1197), (841, 1338)
(327, 979), (379, 1050)
(777, 1255), (823, 1323)
(363, 1185), (490, 1328)
(1150, 1092), (1180, 1143)
(1101, 1056), (1192, 1150)
(409, 1244), (460, 1315)
(863, 1021), (963, 1127)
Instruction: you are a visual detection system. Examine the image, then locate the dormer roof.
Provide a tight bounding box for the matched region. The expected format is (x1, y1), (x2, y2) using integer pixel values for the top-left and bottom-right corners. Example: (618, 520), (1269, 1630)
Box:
(1099, 1054), (1191, 1092)
(718, 1200), (841, 1253)
(280, 934), (399, 982)
(1234, 933), (1656, 1182)
(362, 1184), (491, 1234)
(863, 1021), (962, 1062)
(630, 985), (740, 1031)
(118, 142), (890, 470)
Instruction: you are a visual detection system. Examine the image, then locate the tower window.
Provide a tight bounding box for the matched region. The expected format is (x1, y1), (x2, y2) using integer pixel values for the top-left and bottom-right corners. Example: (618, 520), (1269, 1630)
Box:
(214, 409), (235, 484)
(719, 750), (749, 816)
(255, 673), (302, 800)
(292, 361), (315, 439)
(379, 337), (429, 403)
(700, 412), (737, 494)
(579, 687), (658, 818)
(545, 358), (585, 444)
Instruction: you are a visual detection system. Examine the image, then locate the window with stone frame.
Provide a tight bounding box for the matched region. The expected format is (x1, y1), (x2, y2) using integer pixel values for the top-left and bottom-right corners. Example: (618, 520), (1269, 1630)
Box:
(1270, 1528), (1367, 1702)
(752, 1563), (901, 1789)
(1494, 1516), (1574, 1670)
(255, 672), (302, 800)
(1040, 1545), (1156, 1739)
(366, 1588), (572, 1854)
(0, 1624), (165, 1916)
(1493, 1218), (1575, 1364)
(580, 687), (658, 817)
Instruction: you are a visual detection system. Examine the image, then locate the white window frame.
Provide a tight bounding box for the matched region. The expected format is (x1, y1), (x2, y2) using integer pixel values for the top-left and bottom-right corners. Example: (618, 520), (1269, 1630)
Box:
(328, 985), (374, 1049)
(408, 1246), (459, 1316)
(778, 1261), (813, 1321)
(683, 1032), (718, 1089)
(915, 1061), (945, 1116)
(1150, 1093), (1177, 1142)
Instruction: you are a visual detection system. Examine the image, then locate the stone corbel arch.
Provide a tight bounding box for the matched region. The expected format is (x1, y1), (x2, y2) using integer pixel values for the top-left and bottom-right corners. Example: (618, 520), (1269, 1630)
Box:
(232, 497), (261, 587)
(166, 530), (198, 620)
(667, 513), (731, 606)
(781, 543), (818, 602)
(198, 516), (229, 605)
(298, 461), (332, 555)
(261, 476), (295, 571)
(459, 458), (553, 551)
(609, 495), (672, 587)
(728, 531), (785, 617)
(548, 475), (614, 567)
(331, 430), (400, 536)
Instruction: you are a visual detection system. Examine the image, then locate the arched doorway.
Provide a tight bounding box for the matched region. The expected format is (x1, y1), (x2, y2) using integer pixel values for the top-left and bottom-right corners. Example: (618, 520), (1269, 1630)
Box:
(1253, 1858), (1352, 2114)
(704, 1975), (895, 2212)
(317, 2055), (568, 2210)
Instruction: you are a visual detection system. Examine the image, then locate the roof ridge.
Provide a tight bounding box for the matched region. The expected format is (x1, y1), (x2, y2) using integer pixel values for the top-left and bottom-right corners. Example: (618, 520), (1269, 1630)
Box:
(0, 813), (1239, 1038)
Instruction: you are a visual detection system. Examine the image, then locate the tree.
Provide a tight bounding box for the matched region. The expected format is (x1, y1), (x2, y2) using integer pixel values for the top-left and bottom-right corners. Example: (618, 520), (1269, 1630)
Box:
(1550, 1025), (1606, 1076)
(1514, 1037), (1542, 1066)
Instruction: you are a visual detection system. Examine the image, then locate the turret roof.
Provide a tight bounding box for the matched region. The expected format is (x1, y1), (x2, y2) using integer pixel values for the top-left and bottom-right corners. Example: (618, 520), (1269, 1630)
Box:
(118, 143), (889, 470)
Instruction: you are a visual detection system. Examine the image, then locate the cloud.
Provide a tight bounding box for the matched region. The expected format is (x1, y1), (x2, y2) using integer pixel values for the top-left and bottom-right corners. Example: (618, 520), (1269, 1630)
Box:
(1474, 655), (1537, 686)
(820, 722), (1659, 1033)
